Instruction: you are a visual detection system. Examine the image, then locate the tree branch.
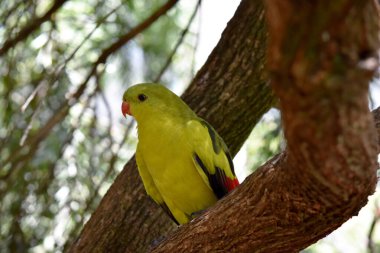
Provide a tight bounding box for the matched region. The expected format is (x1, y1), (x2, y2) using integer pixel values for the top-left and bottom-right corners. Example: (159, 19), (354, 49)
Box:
(151, 1), (379, 252)
(373, 106), (380, 151)
(367, 201), (380, 253)
(0, 0), (68, 56)
(95, 0), (179, 65)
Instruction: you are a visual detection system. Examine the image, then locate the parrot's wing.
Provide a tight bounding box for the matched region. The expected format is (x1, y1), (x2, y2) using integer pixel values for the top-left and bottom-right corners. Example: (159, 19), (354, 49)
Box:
(136, 148), (179, 224)
(187, 119), (239, 199)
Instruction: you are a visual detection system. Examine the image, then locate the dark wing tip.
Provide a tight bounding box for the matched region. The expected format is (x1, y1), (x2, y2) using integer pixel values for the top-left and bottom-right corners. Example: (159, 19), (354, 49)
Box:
(194, 152), (234, 199)
(200, 120), (221, 154)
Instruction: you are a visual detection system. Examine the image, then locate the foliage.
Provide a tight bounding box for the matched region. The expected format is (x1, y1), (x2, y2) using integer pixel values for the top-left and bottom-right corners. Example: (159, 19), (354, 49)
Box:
(0, 0), (200, 252)
(246, 110), (282, 172)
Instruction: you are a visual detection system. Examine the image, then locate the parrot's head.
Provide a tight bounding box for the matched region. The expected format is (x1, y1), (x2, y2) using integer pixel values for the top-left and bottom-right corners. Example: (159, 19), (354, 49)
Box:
(122, 83), (192, 123)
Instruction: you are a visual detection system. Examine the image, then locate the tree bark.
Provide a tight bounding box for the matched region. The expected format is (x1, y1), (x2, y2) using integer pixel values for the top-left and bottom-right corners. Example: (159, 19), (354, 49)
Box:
(68, 0), (273, 252)
(374, 106), (380, 151)
(151, 1), (379, 252)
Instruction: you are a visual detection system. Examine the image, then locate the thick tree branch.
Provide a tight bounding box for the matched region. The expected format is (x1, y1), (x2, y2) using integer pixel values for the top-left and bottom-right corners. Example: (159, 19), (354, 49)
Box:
(0, 0), (68, 57)
(68, 0), (274, 252)
(151, 1), (379, 252)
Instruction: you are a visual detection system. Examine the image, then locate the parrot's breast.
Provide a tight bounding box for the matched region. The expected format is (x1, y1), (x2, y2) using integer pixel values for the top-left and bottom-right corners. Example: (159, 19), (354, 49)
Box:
(137, 118), (217, 223)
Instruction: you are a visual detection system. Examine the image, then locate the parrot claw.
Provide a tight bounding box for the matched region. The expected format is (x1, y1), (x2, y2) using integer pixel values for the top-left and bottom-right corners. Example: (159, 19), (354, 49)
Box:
(191, 209), (207, 219)
(150, 235), (167, 249)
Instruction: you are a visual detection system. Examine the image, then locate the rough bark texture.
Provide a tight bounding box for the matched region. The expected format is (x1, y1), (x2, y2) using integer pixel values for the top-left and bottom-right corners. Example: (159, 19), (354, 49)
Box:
(374, 106), (380, 152)
(151, 1), (379, 253)
(68, 0), (273, 252)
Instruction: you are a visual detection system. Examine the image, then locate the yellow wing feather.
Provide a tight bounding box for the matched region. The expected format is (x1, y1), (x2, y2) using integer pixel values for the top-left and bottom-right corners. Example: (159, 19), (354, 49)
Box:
(135, 147), (164, 204)
(187, 119), (238, 198)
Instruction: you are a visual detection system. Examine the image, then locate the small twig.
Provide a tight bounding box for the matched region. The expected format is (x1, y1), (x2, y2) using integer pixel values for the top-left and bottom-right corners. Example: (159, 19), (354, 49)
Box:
(368, 201), (380, 253)
(95, 0), (180, 66)
(19, 99), (42, 146)
(0, 0), (68, 56)
(62, 3), (122, 68)
(154, 0), (201, 83)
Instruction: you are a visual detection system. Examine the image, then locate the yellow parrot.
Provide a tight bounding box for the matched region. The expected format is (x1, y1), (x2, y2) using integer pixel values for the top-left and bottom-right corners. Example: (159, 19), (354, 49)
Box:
(121, 83), (239, 224)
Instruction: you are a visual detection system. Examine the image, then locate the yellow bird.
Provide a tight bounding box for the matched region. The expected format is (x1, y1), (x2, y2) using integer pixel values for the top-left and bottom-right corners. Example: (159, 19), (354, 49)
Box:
(122, 83), (239, 224)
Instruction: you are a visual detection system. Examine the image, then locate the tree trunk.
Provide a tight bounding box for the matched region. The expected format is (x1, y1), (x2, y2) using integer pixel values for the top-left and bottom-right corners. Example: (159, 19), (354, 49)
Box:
(68, 0), (274, 252)
(151, 1), (379, 252)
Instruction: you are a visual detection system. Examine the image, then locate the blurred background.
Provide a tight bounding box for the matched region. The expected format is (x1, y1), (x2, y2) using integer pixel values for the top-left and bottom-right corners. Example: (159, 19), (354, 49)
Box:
(0, 0), (379, 252)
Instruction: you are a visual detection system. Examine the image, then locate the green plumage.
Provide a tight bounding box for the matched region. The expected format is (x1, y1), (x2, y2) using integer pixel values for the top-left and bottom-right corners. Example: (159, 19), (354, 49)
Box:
(122, 83), (239, 224)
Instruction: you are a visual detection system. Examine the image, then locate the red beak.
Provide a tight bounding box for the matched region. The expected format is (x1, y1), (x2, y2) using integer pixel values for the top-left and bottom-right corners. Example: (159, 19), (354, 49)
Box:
(121, 101), (131, 117)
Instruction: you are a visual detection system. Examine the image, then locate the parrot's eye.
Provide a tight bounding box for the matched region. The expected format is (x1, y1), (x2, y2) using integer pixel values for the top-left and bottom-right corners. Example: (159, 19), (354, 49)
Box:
(137, 94), (147, 102)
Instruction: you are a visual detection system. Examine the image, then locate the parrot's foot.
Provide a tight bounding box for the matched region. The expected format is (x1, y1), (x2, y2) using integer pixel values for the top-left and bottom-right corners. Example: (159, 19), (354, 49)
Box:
(150, 235), (167, 249)
(191, 209), (207, 219)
